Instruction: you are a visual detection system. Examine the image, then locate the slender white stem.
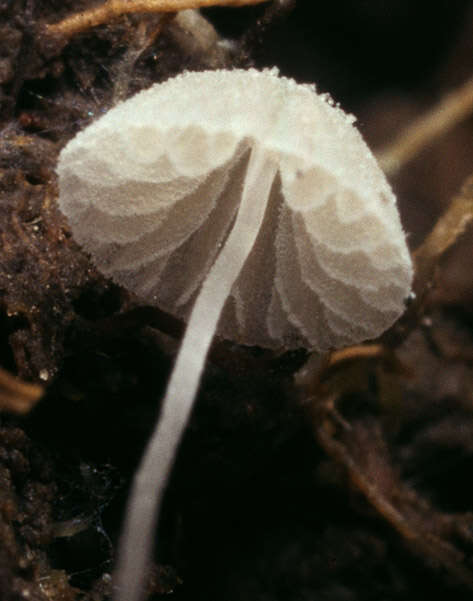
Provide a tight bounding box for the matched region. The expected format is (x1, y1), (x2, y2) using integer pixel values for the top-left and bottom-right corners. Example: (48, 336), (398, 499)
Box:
(113, 144), (278, 601)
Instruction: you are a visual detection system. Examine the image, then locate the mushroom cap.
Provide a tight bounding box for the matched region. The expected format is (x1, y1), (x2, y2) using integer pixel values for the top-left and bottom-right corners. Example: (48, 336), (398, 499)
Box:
(57, 68), (413, 351)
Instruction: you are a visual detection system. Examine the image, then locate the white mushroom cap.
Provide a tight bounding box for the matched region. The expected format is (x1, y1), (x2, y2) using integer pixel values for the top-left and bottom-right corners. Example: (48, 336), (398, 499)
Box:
(58, 68), (412, 352)
(57, 68), (413, 601)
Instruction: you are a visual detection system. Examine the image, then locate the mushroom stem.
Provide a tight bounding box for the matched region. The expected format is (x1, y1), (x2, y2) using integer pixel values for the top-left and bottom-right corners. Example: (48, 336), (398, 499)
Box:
(114, 143), (278, 601)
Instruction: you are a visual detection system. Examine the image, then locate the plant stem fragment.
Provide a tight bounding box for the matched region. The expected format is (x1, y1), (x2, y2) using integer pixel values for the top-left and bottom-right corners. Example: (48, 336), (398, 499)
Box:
(384, 172), (473, 348)
(45, 0), (271, 38)
(0, 367), (43, 414)
(413, 172), (473, 294)
(378, 75), (473, 176)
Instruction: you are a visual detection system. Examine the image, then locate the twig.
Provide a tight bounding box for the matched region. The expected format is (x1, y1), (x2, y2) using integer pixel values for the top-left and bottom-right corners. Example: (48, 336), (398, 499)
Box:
(45, 0), (271, 38)
(326, 344), (385, 366)
(0, 367), (43, 414)
(384, 172), (473, 348)
(378, 75), (473, 176)
(238, 0), (296, 55)
(413, 172), (473, 294)
(294, 344), (411, 400)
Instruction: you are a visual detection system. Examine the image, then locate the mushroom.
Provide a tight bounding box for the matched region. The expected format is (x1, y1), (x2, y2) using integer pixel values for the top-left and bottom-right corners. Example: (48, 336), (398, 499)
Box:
(56, 68), (413, 601)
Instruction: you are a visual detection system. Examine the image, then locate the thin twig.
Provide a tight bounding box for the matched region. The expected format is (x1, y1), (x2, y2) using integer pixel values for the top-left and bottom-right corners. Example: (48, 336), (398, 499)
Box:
(413, 172), (473, 294)
(383, 172), (473, 348)
(377, 75), (473, 176)
(0, 367), (43, 414)
(45, 0), (270, 38)
(326, 344), (385, 366)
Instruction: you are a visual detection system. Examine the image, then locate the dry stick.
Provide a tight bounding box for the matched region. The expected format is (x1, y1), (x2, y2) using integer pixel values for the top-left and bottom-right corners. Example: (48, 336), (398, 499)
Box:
(326, 344), (385, 367)
(393, 171), (473, 344)
(378, 75), (473, 177)
(0, 367), (43, 414)
(294, 345), (386, 400)
(45, 0), (270, 37)
(413, 172), (473, 294)
(384, 171), (473, 349)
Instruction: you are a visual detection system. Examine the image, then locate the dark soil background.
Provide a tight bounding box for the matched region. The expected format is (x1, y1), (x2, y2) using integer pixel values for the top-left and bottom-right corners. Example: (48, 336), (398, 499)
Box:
(0, 1), (472, 600)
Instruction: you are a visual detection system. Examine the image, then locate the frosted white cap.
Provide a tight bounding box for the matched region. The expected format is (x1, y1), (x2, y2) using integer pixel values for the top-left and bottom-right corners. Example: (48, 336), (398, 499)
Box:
(57, 68), (413, 351)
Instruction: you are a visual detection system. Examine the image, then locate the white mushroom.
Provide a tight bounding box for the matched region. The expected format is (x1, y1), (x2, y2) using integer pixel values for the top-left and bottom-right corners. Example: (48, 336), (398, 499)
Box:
(56, 68), (413, 601)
